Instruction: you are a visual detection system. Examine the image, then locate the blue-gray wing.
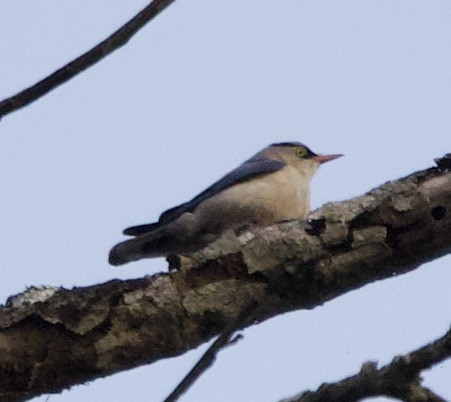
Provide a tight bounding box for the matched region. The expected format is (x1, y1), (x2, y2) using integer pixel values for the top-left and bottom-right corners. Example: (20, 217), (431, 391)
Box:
(123, 157), (284, 235)
(159, 157), (285, 224)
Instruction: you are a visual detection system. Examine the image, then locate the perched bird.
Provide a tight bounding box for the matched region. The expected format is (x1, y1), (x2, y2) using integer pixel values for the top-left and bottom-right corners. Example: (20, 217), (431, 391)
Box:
(109, 142), (342, 266)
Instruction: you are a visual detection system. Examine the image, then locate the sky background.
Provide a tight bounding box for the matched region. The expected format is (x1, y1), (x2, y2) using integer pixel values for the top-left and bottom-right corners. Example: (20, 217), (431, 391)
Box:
(1, 1), (450, 401)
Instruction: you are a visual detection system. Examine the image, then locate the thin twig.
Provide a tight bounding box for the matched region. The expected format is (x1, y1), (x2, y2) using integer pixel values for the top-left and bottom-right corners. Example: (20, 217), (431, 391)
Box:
(0, 0), (176, 118)
(164, 301), (258, 402)
(281, 325), (451, 402)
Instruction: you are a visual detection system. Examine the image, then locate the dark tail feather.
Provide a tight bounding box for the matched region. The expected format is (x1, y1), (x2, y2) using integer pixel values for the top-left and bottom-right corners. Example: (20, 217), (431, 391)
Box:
(123, 222), (160, 236)
(109, 229), (177, 266)
(108, 240), (138, 266)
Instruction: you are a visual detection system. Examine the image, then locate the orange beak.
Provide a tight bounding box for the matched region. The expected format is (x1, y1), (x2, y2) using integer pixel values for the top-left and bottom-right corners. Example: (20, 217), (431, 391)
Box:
(312, 154), (343, 164)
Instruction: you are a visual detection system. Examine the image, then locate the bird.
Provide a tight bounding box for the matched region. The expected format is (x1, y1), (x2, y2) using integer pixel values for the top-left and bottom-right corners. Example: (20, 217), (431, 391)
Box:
(109, 142), (342, 266)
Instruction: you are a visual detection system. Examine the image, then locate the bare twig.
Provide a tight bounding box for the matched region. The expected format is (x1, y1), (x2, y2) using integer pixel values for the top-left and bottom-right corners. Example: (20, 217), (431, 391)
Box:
(164, 301), (258, 402)
(0, 0), (176, 118)
(281, 325), (451, 402)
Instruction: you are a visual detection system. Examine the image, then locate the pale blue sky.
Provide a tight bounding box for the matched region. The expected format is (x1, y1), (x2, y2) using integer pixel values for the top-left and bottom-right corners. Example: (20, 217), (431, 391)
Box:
(1, 1), (450, 401)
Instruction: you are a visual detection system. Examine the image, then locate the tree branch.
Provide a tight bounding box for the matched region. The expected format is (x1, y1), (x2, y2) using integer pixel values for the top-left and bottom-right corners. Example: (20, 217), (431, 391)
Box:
(0, 0), (176, 119)
(0, 156), (450, 401)
(164, 301), (257, 402)
(281, 326), (451, 402)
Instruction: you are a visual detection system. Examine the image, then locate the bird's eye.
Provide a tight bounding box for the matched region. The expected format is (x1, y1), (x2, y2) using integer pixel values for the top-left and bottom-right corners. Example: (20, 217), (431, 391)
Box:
(296, 147), (308, 158)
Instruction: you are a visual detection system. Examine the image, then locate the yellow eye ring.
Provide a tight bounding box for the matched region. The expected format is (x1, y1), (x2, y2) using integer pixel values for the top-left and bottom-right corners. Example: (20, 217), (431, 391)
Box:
(296, 147), (307, 158)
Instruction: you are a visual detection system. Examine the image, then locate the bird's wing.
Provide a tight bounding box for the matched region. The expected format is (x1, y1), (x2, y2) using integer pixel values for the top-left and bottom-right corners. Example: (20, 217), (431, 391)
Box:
(123, 157), (285, 236)
(122, 222), (161, 236)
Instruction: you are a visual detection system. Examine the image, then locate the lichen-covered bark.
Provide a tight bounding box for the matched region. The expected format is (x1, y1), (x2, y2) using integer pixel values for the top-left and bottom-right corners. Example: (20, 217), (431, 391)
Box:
(0, 159), (450, 401)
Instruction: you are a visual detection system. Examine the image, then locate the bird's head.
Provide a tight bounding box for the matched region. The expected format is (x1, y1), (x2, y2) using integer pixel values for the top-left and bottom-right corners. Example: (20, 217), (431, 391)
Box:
(263, 141), (343, 178)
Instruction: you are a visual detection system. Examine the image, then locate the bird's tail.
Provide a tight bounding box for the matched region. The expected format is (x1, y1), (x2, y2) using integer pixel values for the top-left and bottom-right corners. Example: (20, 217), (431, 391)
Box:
(108, 226), (175, 266)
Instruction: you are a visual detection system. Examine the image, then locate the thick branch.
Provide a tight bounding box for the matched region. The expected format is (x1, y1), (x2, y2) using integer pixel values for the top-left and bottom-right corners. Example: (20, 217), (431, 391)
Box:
(281, 326), (451, 402)
(0, 0), (175, 119)
(0, 157), (450, 401)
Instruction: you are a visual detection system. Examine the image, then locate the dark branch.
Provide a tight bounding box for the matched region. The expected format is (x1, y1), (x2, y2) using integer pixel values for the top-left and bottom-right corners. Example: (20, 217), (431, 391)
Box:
(282, 326), (451, 402)
(164, 301), (257, 402)
(0, 0), (176, 119)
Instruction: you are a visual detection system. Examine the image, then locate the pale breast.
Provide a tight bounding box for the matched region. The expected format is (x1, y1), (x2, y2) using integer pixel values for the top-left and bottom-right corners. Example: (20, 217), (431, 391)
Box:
(193, 166), (310, 233)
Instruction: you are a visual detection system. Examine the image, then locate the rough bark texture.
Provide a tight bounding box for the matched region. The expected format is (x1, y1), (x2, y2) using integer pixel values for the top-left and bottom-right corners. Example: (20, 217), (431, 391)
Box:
(0, 158), (450, 401)
(281, 326), (451, 402)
